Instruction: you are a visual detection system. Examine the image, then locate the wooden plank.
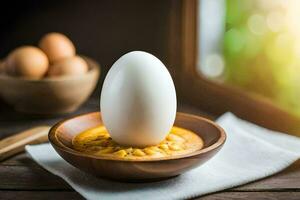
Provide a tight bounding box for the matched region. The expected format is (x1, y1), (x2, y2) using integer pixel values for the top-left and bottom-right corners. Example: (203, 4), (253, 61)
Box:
(234, 160), (300, 191)
(199, 192), (300, 200)
(0, 191), (83, 200)
(0, 191), (300, 200)
(1, 152), (39, 166)
(1, 153), (300, 191)
(0, 165), (70, 190)
(0, 126), (50, 161)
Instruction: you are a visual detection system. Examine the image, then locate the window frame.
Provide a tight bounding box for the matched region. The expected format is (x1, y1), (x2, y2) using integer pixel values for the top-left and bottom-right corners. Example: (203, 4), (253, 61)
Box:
(168, 0), (300, 135)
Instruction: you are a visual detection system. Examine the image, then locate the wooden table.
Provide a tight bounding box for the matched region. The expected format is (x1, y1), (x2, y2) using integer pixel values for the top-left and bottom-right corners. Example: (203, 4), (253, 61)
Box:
(1, 97), (300, 200)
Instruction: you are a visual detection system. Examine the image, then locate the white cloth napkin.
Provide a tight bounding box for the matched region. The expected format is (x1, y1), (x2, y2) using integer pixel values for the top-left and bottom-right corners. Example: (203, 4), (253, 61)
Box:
(25, 113), (300, 200)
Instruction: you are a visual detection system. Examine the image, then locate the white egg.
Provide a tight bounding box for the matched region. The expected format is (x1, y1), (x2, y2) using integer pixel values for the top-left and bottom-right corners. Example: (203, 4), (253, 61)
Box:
(100, 51), (177, 147)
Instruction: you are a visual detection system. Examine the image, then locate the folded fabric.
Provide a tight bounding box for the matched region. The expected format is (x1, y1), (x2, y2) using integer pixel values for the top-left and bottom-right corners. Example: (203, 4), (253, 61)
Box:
(26, 112), (300, 200)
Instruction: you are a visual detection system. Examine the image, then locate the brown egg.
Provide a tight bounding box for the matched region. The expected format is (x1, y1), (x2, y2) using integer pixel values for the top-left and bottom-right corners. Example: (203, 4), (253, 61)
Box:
(48, 56), (88, 77)
(6, 46), (49, 78)
(39, 32), (76, 63)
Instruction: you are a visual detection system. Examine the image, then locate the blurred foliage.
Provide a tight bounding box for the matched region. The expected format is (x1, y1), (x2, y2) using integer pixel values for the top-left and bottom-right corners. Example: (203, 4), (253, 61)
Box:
(224, 0), (300, 116)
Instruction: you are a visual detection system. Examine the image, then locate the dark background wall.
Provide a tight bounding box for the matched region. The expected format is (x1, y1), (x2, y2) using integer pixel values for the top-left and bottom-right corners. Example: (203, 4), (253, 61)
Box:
(0, 0), (172, 95)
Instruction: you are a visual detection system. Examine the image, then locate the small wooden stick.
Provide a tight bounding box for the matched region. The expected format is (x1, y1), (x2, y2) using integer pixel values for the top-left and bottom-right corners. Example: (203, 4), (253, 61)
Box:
(0, 126), (51, 161)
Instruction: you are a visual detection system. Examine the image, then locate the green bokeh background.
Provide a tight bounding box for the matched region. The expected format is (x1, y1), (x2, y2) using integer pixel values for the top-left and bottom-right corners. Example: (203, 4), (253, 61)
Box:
(224, 0), (300, 116)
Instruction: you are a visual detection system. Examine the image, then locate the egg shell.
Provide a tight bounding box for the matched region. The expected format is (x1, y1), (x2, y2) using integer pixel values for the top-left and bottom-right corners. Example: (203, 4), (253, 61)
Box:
(6, 46), (49, 78)
(100, 51), (177, 147)
(39, 32), (75, 63)
(47, 56), (88, 77)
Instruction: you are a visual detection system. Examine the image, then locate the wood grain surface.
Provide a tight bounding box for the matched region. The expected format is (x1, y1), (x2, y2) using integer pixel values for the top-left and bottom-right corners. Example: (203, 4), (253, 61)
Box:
(0, 97), (299, 199)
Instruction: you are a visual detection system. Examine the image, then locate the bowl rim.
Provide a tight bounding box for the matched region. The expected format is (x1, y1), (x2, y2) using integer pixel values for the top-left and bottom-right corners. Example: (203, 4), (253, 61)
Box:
(0, 56), (100, 82)
(49, 112), (226, 162)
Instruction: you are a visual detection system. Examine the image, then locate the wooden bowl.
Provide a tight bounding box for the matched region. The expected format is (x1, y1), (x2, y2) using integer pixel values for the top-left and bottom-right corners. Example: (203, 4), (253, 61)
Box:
(49, 112), (226, 182)
(0, 56), (100, 114)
